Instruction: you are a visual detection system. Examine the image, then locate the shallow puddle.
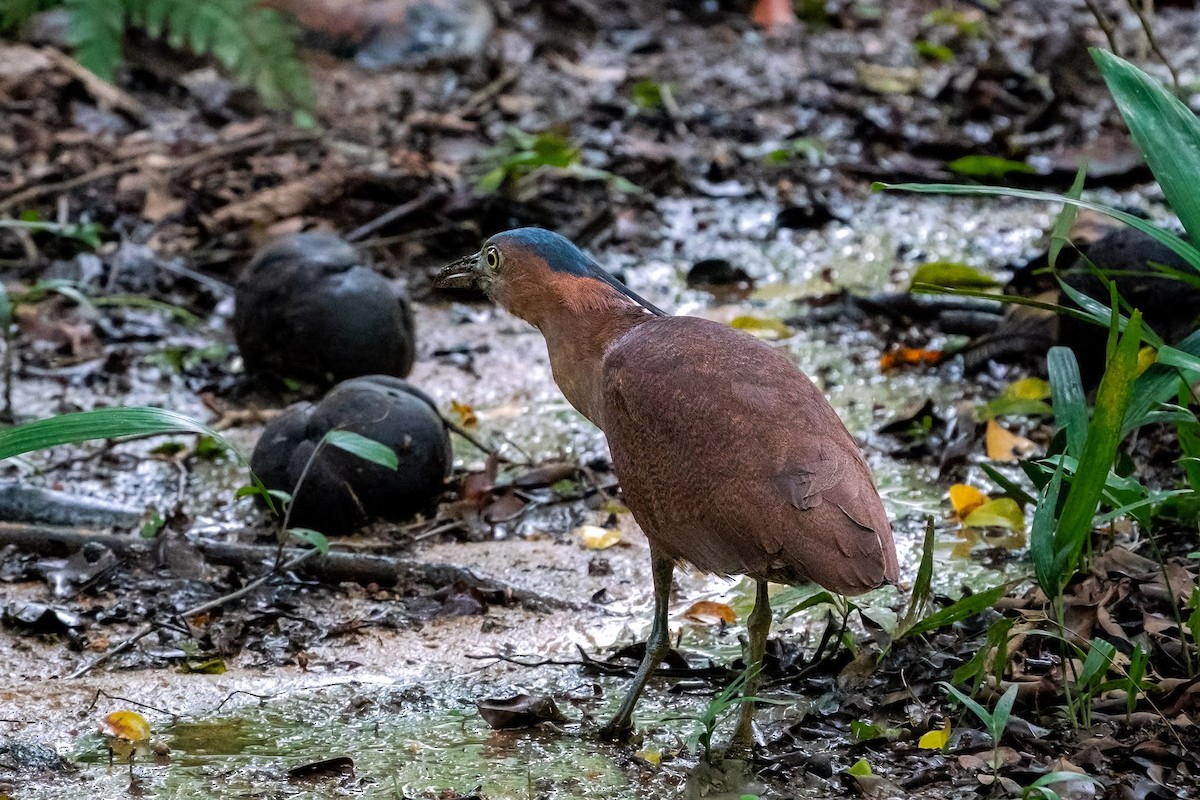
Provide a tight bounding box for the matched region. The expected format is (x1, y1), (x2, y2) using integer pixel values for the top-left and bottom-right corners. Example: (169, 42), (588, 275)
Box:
(65, 679), (734, 799)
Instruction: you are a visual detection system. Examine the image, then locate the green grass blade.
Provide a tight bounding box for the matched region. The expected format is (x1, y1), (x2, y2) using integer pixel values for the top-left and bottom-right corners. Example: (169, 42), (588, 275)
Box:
(1055, 277), (1164, 347)
(1047, 347), (1087, 459)
(989, 683), (1019, 741)
(1049, 163), (1087, 269)
(1030, 460), (1065, 596)
(900, 517), (936, 633)
(878, 182), (1200, 270)
(324, 430), (398, 470)
(911, 284), (1098, 326)
(979, 463), (1037, 507)
(905, 584), (1007, 637)
(939, 681), (995, 731)
(1124, 328), (1200, 435)
(0, 407), (237, 461)
(1054, 311), (1143, 577)
(1093, 49), (1200, 247)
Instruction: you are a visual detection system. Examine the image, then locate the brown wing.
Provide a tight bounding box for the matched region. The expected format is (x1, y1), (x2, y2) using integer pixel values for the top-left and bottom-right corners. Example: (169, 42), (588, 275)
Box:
(601, 316), (899, 595)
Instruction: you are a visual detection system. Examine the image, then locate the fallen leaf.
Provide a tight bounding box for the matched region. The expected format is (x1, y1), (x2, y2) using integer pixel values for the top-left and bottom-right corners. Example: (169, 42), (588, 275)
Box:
(985, 419), (1037, 462)
(949, 484), (987, 518)
(450, 399), (478, 427)
(477, 694), (567, 729)
(576, 525), (622, 550)
(635, 749), (661, 765)
(856, 62), (924, 94)
(99, 711), (151, 743)
(729, 315), (793, 340)
(848, 758), (874, 776)
(909, 261), (1000, 290)
(978, 377), (1054, 420)
(962, 498), (1025, 531)
(683, 600), (736, 625)
(880, 346), (943, 372)
(917, 717), (951, 749)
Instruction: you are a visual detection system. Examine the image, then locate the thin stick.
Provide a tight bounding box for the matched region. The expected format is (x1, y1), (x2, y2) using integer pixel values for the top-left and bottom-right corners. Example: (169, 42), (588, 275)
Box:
(1083, 0), (1120, 55)
(344, 190), (445, 243)
(1129, 0), (1181, 95)
(47, 49), (145, 121)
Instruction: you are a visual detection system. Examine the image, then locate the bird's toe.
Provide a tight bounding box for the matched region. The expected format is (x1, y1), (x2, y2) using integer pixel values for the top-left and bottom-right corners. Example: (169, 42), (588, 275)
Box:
(596, 720), (636, 742)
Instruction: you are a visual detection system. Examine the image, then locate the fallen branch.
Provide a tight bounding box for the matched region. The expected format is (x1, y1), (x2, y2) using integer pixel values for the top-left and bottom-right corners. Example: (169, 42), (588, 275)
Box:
(48, 48), (146, 122)
(0, 521), (579, 606)
(344, 189), (445, 242)
(0, 131), (318, 214)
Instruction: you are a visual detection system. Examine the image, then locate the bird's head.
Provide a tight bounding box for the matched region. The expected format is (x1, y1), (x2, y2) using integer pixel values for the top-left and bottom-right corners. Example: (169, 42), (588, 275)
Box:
(435, 228), (666, 323)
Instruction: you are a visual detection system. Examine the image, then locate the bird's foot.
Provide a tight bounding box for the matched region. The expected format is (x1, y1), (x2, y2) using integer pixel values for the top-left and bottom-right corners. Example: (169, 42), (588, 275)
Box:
(596, 720), (636, 742)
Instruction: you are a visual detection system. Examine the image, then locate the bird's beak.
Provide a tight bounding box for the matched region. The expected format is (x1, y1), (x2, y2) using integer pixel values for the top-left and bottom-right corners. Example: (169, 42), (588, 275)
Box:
(434, 252), (482, 289)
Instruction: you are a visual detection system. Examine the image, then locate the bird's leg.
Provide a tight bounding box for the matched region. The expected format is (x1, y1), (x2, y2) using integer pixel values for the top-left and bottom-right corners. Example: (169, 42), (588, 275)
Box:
(599, 554), (674, 740)
(729, 578), (772, 753)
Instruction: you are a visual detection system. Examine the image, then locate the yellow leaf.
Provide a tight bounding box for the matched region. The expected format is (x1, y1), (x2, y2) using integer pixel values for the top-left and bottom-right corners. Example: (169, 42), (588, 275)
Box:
(962, 497), (1025, 532)
(635, 749), (661, 765)
(1003, 377), (1052, 401)
(729, 315), (793, 340)
(847, 758), (874, 776)
(450, 399), (478, 427)
(1137, 346), (1157, 376)
(918, 717), (951, 749)
(683, 600), (736, 625)
(99, 711), (151, 743)
(949, 484), (987, 518)
(985, 419), (1036, 462)
(576, 525), (622, 550)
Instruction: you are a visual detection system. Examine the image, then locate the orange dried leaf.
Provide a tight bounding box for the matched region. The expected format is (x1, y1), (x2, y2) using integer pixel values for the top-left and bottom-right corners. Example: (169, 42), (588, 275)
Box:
(683, 600), (737, 625)
(948, 484), (987, 518)
(880, 346), (944, 372)
(450, 399), (478, 428)
(985, 419), (1036, 462)
(99, 711), (151, 743)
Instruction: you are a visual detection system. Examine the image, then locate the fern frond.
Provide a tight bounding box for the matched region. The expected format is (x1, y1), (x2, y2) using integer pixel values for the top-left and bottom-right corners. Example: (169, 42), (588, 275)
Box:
(0, 0), (56, 33)
(64, 0), (124, 81)
(130, 0), (314, 115)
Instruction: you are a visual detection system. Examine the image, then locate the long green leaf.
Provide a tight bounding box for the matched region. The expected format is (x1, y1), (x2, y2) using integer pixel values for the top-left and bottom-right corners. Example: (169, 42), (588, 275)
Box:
(906, 584), (1007, 637)
(1047, 347), (1087, 459)
(1093, 49), (1200, 248)
(1054, 311), (1143, 585)
(911, 284), (1098, 326)
(1030, 459), (1065, 595)
(1049, 163), (1087, 269)
(1156, 345), (1200, 374)
(878, 182), (1200, 270)
(1055, 277), (1163, 347)
(0, 407), (237, 461)
(324, 430), (398, 470)
(1124, 328), (1200, 434)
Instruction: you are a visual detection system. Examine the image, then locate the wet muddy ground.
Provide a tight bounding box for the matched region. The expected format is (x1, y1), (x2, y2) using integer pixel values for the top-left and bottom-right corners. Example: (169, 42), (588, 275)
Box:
(3, 0), (1200, 797)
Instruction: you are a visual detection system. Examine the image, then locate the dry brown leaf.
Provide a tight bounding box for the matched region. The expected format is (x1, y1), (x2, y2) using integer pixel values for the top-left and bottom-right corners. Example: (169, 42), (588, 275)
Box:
(205, 165), (348, 228)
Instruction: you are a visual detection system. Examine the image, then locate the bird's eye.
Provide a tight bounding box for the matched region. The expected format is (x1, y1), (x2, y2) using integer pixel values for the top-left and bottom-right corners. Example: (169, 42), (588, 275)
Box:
(484, 246), (501, 271)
